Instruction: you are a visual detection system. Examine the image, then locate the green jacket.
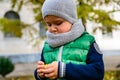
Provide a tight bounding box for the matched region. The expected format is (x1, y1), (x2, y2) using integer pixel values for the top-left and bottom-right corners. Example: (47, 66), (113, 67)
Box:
(43, 32), (95, 65)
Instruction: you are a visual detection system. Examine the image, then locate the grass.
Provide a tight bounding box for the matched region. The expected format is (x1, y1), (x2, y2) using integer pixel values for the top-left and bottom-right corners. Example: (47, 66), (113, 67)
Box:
(6, 75), (35, 80)
(104, 70), (120, 80)
(4, 70), (120, 80)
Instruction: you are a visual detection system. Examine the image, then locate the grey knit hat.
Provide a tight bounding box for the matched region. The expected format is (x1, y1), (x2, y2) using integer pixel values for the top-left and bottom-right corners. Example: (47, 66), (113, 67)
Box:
(41, 0), (78, 24)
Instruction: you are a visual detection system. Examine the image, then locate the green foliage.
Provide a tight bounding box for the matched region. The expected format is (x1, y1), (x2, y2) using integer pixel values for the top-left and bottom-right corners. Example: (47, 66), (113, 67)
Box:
(0, 18), (23, 37)
(77, 3), (93, 18)
(1, 0), (120, 37)
(11, 0), (23, 12)
(91, 10), (120, 26)
(10, 0), (120, 32)
(11, 0), (17, 9)
(104, 70), (120, 80)
(0, 56), (14, 77)
(77, 0), (120, 33)
(91, 10), (120, 33)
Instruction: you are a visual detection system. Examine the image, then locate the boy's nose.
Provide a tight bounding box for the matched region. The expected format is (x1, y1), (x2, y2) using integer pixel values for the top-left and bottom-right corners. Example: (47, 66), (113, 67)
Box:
(50, 26), (57, 33)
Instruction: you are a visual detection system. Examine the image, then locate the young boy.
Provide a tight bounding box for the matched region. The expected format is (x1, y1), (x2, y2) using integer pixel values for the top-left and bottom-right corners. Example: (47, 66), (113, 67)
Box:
(34, 0), (104, 80)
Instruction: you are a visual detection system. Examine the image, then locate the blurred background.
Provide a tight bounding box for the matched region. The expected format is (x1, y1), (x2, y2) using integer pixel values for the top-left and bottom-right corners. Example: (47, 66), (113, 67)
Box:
(0, 0), (120, 80)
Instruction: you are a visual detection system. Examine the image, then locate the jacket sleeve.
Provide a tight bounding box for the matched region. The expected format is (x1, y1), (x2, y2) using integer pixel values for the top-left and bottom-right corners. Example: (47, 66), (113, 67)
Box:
(34, 51), (45, 80)
(62, 42), (104, 80)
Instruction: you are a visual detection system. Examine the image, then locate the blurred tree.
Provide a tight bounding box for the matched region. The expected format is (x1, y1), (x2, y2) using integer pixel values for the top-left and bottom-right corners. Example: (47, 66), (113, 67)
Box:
(0, 0), (44, 38)
(0, 0), (120, 37)
(0, 56), (14, 77)
(77, 0), (120, 35)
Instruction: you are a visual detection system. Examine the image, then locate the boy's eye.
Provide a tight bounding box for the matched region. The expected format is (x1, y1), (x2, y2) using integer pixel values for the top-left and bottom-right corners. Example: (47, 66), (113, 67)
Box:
(47, 23), (51, 26)
(56, 22), (62, 25)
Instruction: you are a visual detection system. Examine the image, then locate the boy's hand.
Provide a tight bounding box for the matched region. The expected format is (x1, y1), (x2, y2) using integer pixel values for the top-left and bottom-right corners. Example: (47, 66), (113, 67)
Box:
(43, 61), (58, 79)
(37, 61), (45, 78)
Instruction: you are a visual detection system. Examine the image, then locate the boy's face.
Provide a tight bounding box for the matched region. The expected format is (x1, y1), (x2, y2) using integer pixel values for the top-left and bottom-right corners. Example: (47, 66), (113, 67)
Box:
(44, 15), (72, 34)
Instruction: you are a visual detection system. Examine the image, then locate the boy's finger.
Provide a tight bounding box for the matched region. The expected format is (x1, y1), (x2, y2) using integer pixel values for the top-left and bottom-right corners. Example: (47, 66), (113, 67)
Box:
(37, 61), (44, 65)
(37, 69), (45, 73)
(45, 72), (56, 79)
(43, 67), (54, 74)
(38, 73), (45, 78)
(37, 65), (45, 69)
